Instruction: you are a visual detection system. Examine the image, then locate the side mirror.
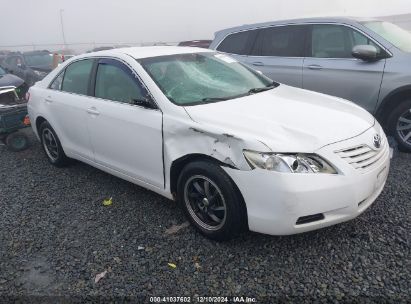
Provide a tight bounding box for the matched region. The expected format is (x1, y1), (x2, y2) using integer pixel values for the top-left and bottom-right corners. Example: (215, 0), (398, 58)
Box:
(352, 45), (378, 61)
(132, 94), (156, 109)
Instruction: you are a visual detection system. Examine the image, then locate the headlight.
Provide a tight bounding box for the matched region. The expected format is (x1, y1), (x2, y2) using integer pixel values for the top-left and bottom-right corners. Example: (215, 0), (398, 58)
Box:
(243, 150), (337, 174)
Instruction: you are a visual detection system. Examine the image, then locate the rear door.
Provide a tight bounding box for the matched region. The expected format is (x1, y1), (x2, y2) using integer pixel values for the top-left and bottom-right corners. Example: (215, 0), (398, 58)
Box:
(244, 25), (307, 87)
(45, 58), (95, 160)
(302, 24), (386, 113)
(86, 58), (164, 188)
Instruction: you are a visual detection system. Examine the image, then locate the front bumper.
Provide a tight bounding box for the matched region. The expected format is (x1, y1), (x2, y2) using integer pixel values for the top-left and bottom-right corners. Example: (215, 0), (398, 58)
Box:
(224, 126), (390, 236)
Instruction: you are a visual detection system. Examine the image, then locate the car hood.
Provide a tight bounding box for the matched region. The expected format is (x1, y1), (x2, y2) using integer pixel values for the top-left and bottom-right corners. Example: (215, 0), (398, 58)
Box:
(184, 85), (375, 152)
(0, 73), (24, 88)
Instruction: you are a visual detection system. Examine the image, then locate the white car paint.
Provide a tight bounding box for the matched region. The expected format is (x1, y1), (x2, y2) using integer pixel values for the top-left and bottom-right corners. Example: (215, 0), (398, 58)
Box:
(28, 46), (390, 236)
(184, 85), (375, 152)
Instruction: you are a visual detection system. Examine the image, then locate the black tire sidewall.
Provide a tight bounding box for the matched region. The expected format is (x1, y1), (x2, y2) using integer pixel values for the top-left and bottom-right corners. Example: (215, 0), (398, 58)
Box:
(177, 160), (246, 241)
(387, 99), (411, 152)
(39, 121), (69, 167)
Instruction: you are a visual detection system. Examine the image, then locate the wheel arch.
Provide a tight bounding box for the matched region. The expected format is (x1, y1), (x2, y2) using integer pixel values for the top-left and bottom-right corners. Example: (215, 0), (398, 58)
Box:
(35, 116), (47, 135)
(376, 85), (411, 129)
(170, 153), (234, 195)
(169, 153), (249, 228)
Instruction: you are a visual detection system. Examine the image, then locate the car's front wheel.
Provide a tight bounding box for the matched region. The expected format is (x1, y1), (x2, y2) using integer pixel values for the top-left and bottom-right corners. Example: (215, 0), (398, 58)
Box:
(177, 160), (247, 241)
(39, 121), (70, 167)
(387, 99), (411, 152)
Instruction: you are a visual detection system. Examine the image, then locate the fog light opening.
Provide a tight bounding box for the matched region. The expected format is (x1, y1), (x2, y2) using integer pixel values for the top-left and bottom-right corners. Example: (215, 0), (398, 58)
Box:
(296, 213), (325, 225)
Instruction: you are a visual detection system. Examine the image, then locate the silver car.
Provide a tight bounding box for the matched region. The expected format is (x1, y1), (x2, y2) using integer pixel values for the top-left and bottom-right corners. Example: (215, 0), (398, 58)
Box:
(210, 17), (411, 152)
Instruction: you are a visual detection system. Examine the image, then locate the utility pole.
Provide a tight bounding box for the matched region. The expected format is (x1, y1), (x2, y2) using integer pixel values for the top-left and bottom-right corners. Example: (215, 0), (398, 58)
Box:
(59, 9), (67, 49)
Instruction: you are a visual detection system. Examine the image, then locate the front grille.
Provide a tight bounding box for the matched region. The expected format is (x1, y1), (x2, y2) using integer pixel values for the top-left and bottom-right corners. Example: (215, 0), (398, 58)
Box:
(335, 137), (388, 172)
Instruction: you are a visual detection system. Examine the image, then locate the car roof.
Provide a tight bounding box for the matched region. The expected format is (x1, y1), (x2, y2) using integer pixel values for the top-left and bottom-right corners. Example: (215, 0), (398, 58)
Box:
(23, 50), (50, 55)
(214, 16), (381, 36)
(84, 46), (214, 59)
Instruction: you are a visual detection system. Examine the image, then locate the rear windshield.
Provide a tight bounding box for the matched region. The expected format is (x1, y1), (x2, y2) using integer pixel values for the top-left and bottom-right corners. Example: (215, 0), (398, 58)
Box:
(24, 53), (56, 67)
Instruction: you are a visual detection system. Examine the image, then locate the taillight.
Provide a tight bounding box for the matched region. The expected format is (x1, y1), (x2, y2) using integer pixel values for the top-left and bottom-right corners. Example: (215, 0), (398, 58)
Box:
(23, 115), (31, 126)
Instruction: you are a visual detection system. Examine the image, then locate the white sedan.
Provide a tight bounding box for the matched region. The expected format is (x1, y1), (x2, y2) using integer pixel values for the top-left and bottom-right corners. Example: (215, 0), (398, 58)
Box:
(27, 46), (390, 240)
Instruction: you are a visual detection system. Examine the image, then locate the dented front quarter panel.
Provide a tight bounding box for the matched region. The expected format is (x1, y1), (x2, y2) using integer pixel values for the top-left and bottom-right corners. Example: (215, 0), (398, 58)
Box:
(162, 111), (270, 191)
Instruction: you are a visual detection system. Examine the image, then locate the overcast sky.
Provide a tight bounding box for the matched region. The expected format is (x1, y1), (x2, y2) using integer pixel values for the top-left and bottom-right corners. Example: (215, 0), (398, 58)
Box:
(1, 0), (411, 51)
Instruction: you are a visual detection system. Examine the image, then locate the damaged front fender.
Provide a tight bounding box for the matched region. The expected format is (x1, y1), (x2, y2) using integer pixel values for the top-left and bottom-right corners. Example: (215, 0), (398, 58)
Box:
(163, 113), (270, 192)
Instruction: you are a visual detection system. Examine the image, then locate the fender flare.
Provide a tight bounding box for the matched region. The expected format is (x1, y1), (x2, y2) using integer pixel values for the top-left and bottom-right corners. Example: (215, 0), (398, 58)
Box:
(376, 85), (411, 124)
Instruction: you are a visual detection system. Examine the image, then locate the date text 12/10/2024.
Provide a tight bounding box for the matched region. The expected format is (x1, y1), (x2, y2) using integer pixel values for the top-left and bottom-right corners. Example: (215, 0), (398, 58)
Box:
(149, 296), (257, 303)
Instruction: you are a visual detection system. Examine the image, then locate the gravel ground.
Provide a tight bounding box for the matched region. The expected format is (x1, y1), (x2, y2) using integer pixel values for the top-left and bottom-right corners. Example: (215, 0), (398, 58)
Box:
(0, 129), (410, 303)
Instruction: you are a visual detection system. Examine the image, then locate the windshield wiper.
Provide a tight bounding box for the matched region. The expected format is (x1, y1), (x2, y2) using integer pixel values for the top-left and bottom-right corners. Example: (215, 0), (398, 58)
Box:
(248, 82), (278, 94)
(201, 97), (229, 102)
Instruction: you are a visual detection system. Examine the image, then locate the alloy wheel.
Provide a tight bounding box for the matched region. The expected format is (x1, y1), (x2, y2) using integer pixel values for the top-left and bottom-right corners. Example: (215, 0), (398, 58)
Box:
(396, 108), (411, 146)
(42, 128), (59, 161)
(184, 175), (227, 231)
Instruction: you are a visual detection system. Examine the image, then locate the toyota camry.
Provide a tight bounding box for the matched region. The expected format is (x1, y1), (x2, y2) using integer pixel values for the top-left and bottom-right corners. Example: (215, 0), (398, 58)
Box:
(27, 47), (390, 240)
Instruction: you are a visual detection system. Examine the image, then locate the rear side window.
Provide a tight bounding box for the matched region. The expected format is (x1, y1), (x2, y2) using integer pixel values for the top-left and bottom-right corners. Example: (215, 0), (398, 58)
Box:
(61, 59), (93, 95)
(216, 30), (255, 55)
(254, 25), (306, 57)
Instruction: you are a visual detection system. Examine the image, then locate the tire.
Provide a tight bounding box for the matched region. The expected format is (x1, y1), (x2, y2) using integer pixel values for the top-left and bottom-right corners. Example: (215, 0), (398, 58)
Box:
(177, 160), (247, 241)
(39, 121), (70, 167)
(387, 99), (411, 152)
(5, 132), (29, 152)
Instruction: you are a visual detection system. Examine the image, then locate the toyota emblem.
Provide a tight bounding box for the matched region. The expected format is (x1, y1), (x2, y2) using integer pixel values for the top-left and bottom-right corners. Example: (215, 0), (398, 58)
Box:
(373, 134), (381, 149)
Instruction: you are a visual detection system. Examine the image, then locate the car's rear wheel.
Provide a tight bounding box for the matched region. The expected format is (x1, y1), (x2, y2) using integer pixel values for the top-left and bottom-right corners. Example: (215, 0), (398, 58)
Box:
(177, 160), (247, 241)
(387, 99), (411, 152)
(39, 121), (70, 167)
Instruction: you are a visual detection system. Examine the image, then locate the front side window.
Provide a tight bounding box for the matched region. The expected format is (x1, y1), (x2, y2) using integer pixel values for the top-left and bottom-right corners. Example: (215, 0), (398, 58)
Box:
(94, 59), (147, 104)
(140, 52), (274, 106)
(311, 24), (382, 58)
(61, 59), (93, 95)
(255, 25), (306, 57)
(362, 21), (411, 53)
(0, 66), (6, 76)
(216, 30), (255, 55)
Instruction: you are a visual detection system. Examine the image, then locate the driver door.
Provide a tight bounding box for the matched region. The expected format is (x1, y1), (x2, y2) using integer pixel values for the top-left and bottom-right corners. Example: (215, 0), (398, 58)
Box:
(86, 58), (164, 188)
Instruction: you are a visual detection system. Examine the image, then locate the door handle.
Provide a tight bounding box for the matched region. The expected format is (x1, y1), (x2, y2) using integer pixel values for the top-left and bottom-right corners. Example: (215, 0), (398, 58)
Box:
(87, 107), (100, 116)
(251, 61), (264, 66)
(45, 96), (53, 103)
(307, 64), (323, 70)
